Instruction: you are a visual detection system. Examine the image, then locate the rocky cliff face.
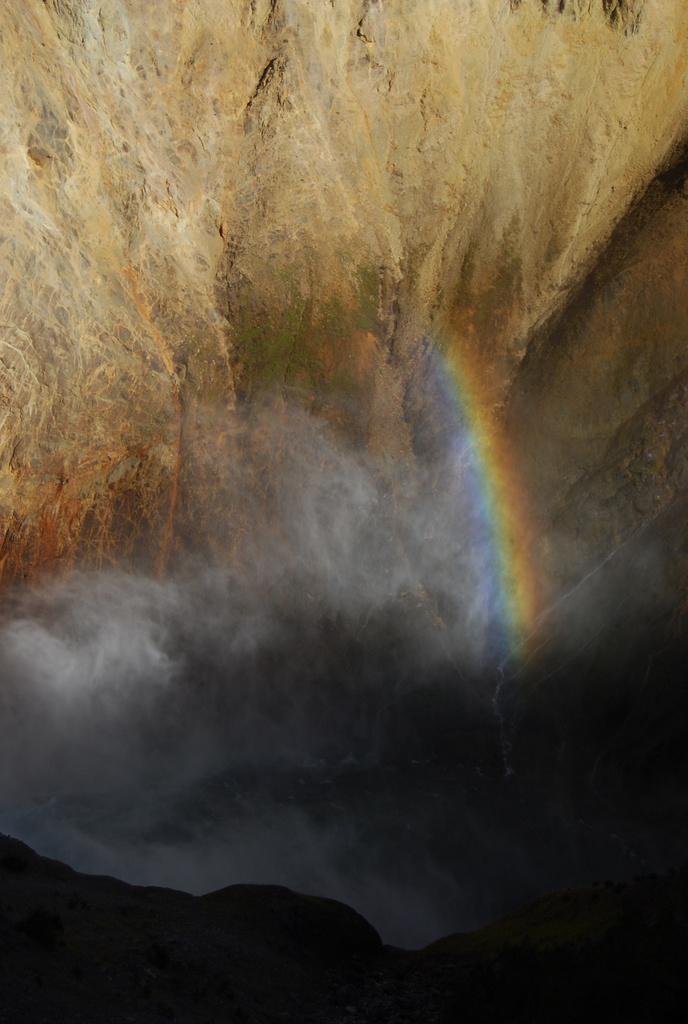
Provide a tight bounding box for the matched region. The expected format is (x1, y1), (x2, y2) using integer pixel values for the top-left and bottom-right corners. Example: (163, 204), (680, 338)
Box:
(1, 0), (688, 619)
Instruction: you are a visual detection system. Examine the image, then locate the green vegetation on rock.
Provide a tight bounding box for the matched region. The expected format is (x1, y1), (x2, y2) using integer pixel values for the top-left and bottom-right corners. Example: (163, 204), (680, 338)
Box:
(230, 265), (382, 413)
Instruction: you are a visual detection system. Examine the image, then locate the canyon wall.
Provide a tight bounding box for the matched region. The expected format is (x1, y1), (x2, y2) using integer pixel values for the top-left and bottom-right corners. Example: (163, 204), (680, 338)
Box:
(1, 0), (688, 613)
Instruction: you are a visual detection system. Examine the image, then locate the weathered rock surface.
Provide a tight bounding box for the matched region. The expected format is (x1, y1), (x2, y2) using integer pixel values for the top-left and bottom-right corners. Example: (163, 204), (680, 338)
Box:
(2, 0), (688, 601)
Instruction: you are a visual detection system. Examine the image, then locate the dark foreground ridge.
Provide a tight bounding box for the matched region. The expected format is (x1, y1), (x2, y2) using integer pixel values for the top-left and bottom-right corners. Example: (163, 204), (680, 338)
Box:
(1, 834), (688, 1023)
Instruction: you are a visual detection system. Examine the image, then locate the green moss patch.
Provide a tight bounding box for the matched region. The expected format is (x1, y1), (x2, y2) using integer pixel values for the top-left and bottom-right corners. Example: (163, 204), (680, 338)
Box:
(230, 265), (382, 410)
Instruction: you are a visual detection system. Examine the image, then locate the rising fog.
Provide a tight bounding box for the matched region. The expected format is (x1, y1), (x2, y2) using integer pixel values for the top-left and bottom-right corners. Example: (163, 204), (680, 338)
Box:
(0, 399), (676, 946)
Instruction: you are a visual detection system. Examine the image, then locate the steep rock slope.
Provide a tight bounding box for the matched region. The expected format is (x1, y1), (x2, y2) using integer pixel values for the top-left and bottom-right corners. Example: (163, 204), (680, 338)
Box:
(504, 146), (688, 807)
(1, 0), (688, 587)
(508, 146), (688, 590)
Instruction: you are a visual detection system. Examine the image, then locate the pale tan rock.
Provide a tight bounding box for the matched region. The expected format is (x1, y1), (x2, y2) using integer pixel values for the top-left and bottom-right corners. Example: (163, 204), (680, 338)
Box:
(0, 0), (687, 585)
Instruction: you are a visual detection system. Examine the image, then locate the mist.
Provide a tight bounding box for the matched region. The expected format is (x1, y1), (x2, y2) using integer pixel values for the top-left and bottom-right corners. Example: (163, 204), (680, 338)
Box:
(0, 401), (681, 947)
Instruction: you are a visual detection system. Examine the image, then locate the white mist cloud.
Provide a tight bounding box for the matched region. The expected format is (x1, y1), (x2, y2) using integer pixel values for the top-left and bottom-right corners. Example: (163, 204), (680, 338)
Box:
(0, 401), (514, 943)
(0, 399), (662, 946)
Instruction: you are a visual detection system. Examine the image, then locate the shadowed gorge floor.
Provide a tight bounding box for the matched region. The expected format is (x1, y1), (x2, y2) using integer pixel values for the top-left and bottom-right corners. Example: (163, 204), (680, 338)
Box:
(1, 833), (687, 1023)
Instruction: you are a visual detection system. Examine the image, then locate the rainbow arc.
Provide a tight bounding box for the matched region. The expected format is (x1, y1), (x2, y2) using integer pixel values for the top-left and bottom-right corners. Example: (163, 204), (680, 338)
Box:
(428, 340), (539, 662)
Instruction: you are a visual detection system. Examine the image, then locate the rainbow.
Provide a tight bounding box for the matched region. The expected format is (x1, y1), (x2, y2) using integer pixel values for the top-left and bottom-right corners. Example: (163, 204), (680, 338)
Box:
(426, 339), (539, 663)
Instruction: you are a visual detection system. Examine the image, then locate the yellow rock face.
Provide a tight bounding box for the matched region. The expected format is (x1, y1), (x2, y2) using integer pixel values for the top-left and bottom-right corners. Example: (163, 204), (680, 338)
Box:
(1, 0), (687, 582)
